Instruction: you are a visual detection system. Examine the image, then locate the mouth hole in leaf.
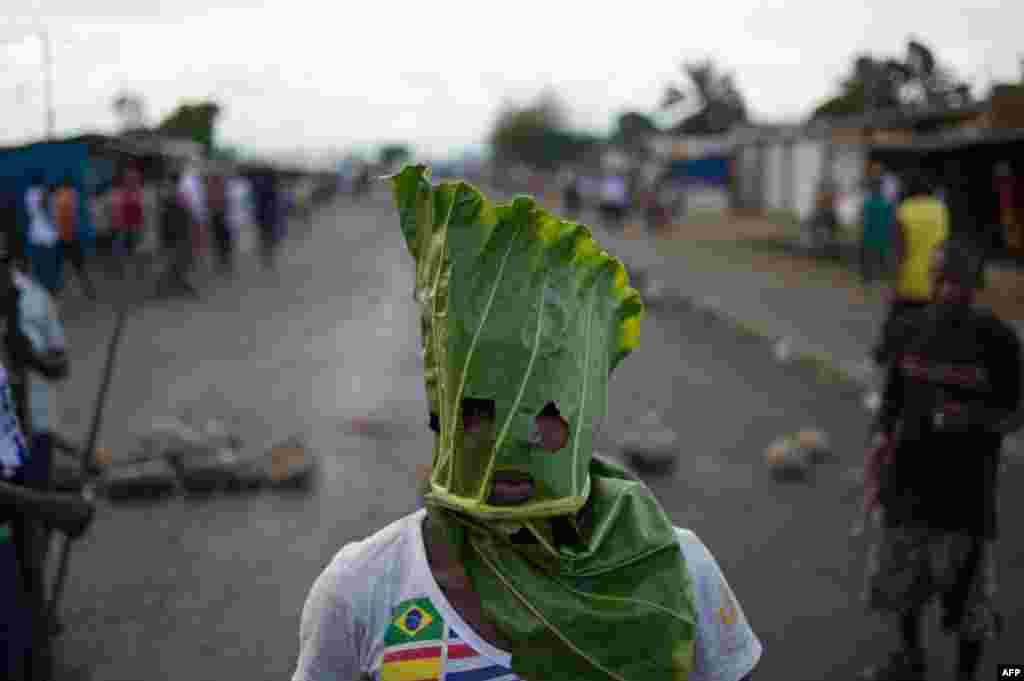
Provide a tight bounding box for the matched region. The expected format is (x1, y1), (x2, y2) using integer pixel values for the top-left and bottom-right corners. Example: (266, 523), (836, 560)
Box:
(462, 398), (495, 433)
(534, 402), (569, 452)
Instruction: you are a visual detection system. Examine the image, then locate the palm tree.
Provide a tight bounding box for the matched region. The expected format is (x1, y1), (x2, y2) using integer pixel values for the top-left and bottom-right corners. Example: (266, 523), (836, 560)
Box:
(660, 60), (748, 135)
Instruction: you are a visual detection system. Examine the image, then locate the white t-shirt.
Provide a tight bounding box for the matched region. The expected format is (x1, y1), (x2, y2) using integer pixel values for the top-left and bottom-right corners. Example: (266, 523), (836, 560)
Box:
(294, 509), (761, 681)
(13, 270), (66, 433)
(25, 186), (58, 247)
(179, 171), (208, 226)
(228, 177), (253, 234)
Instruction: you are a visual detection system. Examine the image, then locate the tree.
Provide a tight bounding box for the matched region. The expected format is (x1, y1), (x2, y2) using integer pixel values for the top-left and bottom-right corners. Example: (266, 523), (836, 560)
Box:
(660, 59), (748, 135)
(811, 39), (972, 120)
(488, 90), (597, 170)
(158, 101), (222, 154)
(378, 144), (413, 167)
(610, 111), (659, 155)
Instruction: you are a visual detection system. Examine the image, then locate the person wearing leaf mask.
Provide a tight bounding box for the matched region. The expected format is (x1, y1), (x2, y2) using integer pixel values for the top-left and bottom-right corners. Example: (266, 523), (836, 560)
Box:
(293, 166), (762, 681)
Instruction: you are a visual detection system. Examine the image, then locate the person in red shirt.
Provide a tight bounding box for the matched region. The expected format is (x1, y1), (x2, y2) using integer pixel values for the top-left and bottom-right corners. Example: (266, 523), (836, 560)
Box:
(861, 239), (1022, 681)
(110, 166), (146, 279)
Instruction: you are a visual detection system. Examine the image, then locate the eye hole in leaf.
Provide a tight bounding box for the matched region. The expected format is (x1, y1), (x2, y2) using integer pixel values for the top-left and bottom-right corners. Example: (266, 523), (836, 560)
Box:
(533, 402), (569, 452)
(462, 398), (495, 434)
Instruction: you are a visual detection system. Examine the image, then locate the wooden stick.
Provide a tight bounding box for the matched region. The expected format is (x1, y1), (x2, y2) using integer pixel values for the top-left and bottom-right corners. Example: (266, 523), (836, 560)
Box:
(46, 306), (128, 631)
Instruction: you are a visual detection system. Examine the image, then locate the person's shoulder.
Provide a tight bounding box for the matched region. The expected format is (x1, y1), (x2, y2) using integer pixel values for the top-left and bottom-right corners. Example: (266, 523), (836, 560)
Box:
(672, 527), (719, 578)
(672, 527), (762, 681)
(324, 511), (421, 582)
(302, 511), (423, 637)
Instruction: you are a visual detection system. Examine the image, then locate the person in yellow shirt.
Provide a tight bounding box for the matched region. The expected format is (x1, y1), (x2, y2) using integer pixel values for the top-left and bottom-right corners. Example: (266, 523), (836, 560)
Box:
(873, 172), (950, 365)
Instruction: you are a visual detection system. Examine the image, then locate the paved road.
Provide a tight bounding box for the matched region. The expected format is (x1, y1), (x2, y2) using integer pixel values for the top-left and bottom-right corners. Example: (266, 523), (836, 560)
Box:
(48, 192), (1023, 680)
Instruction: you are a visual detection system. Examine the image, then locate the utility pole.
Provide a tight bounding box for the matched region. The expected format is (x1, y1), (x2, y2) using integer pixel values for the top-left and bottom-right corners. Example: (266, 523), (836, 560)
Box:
(39, 27), (55, 139)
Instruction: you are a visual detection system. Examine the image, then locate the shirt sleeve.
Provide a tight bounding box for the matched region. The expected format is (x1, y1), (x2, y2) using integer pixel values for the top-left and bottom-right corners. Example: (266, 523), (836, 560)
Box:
(293, 558), (365, 681)
(677, 529), (762, 681)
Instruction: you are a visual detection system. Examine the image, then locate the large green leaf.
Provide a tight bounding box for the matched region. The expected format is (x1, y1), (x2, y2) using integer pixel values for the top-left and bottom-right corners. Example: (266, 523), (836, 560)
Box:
(391, 164), (644, 521)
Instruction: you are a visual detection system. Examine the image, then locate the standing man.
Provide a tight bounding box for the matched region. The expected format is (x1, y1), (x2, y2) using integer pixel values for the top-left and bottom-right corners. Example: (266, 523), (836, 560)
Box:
(228, 173), (255, 256)
(563, 172), (582, 219)
(252, 167), (283, 271)
(293, 166), (762, 681)
(861, 240), (1021, 681)
(207, 171), (234, 275)
(180, 164), (209, 267)
(155, 172), (199, 299)
(873, 172), (950, 366)
(110, 166), (146, 280)
(813, 174), (840, 257)
(24, 176), (60, 295)
(52, 177), (97, 300)
(860, 177), (895, 293)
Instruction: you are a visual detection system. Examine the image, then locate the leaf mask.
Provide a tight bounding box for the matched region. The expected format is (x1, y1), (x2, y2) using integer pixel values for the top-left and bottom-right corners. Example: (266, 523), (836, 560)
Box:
(392, 165), (644, 523)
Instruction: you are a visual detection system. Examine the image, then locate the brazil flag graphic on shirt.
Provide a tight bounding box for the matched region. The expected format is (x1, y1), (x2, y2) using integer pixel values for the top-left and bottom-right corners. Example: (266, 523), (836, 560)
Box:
(385, 597), (444, 645)
(375, 597), (518, 681)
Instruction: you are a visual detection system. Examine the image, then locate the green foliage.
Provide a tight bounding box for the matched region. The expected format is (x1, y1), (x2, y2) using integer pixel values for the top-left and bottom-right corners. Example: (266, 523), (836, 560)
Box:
(610, 111), (659, 155)
(488, 91), (601, 170)
(378, 143), (413, 167)
(811, 40), (973, 120)
(158, 101), (222, 154)
(661, 60), (749, 135)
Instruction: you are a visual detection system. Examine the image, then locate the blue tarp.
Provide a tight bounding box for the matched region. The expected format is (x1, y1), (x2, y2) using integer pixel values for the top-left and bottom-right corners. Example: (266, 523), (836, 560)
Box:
(665, 156), (732, 186)
(0, 140), (101, 259)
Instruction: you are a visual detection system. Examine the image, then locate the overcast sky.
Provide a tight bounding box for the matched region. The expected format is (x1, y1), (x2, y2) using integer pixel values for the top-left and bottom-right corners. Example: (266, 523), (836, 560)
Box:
(2, 1), (1021, 160)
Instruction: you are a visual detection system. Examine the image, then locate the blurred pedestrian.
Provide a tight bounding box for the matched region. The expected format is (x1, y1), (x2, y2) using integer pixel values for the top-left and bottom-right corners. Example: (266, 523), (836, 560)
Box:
(24, 176), (60, 295)
(228, 173), (254, 255)
(252, 168), (283, 270)
(599, 172), (628, 229)
(812, 174), (840, 257)
(873, 171), (950, 366)
(179, 164), (209, 265)
(294, 167), (762, 681)
(52, 177), (96, 300)
(154, 172), (198, 299)
(207, 172), (234, 275)
(563, 173), (582, 218)
(860, 240), (1020, 681)
(881, 169), (902, 206)
(860, 177), (895, 292)
(295, 176), (315, 227)
(110, 166), (146, 280)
